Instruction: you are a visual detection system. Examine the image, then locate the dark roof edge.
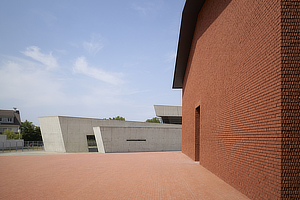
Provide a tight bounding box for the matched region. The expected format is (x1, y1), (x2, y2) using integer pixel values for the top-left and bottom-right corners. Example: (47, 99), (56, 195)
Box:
(0, 110), (21, 126)
(172, 0), (206, 89)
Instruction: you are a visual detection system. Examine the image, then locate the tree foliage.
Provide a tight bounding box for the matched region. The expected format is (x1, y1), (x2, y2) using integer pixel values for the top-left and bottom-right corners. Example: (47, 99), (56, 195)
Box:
(146, 117), (161, 123)
(3, 129), (20, 139)
(20, 120), (42, 141)
(108, 116), (125, 121)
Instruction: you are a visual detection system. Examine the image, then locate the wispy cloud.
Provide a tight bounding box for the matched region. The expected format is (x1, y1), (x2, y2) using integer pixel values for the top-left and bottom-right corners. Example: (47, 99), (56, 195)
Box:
(165, 52), (176, 62)
(31, 9), (58, 27)
(73, 56), (124, 85)
(132, 4), (148, 15)
(0, 54), (127, 113)
(0, 59), (66, 107)
(21, 46), (58, 70)
(55, 49), (68, 55)
(83, 34), (104, 55)
(131, 1), (162, 16)
(69, 42), (79, 48)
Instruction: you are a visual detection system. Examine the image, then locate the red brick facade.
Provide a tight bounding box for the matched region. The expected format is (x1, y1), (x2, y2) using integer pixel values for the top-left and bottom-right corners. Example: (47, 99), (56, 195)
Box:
(177, 0), (299, 199)
(281, 0), (300, 199)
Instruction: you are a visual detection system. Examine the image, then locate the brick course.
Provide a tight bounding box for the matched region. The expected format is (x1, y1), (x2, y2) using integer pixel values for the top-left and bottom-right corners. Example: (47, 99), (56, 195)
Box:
(181, 0), (299, 199)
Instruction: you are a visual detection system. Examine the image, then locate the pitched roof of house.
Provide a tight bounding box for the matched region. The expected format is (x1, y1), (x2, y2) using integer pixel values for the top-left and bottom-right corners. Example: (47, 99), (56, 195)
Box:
(172, 0), (206, 89)
(0, 110), (22, 126)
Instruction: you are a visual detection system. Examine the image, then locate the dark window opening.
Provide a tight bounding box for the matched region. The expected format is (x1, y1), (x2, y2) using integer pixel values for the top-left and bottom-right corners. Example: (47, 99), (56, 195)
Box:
(195, 106), (200, 161)
(86, 135), (98, 152)
(126, 139), (146, 141)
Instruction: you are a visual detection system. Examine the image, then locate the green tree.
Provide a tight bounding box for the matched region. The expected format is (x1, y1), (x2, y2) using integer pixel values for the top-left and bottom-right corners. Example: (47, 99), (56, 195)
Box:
(146, 117), (161, 123)
(20, 120), (42, 141)
(3, 129), (20, 139)
(109, 116), (125, 121)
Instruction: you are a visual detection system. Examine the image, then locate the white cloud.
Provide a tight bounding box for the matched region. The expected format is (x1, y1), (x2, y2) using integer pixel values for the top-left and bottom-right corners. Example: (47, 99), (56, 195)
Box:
(83, 34), (104, 55)
(55, 49), (68, 55)
(0, 49), (159, 125)
(165, 52), (176, 62)
(73, 56), (124, 85)
(31, 9), (58, 27)
(69, 42), (79, 48)
(132, 4), (147, 15)
(0, 59), (66, 107)
(131, 1), (162, 16)
(21, 46), (58, 70)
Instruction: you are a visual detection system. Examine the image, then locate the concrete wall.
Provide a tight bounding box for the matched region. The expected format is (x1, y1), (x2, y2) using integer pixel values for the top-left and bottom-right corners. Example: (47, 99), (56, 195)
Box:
(0, 134), (24, 149)
(0, 134), (6, 142)
(39, 116), (181, 153)
(39, 116), (65, 152)
(94, 126), (181, 153)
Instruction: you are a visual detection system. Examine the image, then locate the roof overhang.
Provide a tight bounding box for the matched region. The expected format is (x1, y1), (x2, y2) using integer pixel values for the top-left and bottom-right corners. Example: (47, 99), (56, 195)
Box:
(154, 105), (182, 125)
(154, 105), (182, 117)
(172, 0), (206, 89)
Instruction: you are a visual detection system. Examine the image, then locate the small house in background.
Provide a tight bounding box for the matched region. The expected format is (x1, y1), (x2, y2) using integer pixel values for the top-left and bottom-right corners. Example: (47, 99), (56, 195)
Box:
(0, 108), (21, 134)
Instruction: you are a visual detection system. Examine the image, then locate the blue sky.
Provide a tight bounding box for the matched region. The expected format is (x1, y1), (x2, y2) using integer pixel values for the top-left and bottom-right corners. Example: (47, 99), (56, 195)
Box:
(0, 0), (184, 125)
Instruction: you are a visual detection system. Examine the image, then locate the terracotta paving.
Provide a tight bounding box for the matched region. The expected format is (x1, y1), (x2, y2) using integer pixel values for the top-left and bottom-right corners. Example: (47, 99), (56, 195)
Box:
(0, 151), (250, 200)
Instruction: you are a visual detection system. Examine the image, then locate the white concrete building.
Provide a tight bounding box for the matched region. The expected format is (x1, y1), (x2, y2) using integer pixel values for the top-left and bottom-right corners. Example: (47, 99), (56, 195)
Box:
(39, 116), (181, 153)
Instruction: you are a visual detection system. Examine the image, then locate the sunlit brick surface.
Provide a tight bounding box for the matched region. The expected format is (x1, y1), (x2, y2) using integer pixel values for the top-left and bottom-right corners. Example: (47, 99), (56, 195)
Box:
(181, 0), (299, 199)
(0, 152), (249, 200)
(182, 0), (282, 198)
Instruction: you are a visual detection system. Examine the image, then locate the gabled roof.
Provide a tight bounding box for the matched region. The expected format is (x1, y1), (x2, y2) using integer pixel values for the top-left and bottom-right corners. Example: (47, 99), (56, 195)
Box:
(0, 110), (22, 126)
(172, 0), (206, 89)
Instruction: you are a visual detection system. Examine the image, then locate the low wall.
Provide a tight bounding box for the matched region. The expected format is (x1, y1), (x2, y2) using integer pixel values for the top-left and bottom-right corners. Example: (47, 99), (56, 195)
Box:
(94, 126), (181, 153)
(0, 135), (24, 149)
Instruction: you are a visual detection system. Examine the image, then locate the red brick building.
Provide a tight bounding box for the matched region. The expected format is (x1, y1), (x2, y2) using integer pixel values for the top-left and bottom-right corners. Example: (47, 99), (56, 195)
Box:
(173, 0), (299, 199)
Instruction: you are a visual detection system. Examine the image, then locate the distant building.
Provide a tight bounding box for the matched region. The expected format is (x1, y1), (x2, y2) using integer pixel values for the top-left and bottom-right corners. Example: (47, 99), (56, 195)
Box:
(154, 105), (182, 124)
(39, 116), (181, 153)
(0, 108), (21, 134)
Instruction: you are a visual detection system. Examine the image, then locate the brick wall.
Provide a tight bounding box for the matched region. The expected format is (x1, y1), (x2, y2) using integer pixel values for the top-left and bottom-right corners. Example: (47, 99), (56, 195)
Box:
(182, 0), (286, 199)
(280, 0), (300, 199)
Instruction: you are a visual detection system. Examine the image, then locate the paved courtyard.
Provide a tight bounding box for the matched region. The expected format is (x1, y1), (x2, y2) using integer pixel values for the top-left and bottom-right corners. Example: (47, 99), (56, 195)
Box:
(0, 151), (249, 200)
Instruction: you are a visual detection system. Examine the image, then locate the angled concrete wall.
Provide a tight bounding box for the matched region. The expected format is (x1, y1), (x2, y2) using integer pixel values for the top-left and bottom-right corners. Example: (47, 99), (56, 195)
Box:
(93, 126), (181, 153)
(39, 116), (181, 153)
(39, 116), (66, 152)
